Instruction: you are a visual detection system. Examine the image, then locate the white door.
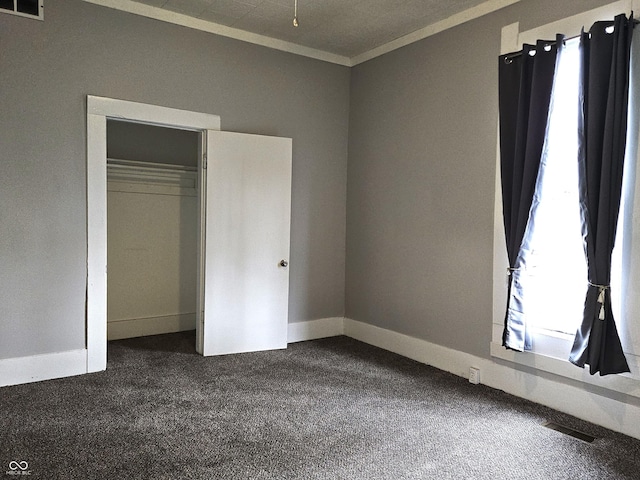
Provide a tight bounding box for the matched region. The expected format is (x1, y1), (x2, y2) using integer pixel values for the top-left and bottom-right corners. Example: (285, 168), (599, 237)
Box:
(197, 130), (292, 356)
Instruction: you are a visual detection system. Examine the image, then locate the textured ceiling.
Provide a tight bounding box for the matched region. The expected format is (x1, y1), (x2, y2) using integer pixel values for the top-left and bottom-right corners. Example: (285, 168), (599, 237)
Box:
(130, 0), (496, 58)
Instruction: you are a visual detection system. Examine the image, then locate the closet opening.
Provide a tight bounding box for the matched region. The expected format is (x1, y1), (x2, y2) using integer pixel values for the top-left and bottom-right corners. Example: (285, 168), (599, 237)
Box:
(106, 120), (200, 348)
(87, 96), (289, 372)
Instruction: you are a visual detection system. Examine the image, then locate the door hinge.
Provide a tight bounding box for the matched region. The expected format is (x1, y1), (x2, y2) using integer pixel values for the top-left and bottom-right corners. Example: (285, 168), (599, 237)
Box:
(203, 154), (207, 169)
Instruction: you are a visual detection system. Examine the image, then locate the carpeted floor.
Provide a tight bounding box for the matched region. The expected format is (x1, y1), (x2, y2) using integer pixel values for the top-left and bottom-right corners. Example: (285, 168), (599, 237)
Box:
(1, 332), (640, 479)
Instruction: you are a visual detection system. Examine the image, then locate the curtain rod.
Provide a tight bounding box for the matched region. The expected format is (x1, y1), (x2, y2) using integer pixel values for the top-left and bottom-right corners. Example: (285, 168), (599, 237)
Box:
(502, 15), (638, 64)
(502, 34), (579, 64)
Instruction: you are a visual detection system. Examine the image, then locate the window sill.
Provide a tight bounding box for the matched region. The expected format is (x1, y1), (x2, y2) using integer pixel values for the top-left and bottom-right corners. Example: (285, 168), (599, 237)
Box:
(490, 340), (640, 400)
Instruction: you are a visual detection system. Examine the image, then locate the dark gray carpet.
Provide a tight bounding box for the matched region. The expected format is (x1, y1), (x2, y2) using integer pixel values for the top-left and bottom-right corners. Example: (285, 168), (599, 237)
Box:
(1, 332), (640, 479)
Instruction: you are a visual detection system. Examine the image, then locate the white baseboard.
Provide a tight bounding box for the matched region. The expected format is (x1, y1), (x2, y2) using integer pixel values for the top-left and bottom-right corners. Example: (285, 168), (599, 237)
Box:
(288, 317), (345, 343)
(344, 318), (640, 440)
(107, 313), (196, 340)
(5, 316), (639, 440)
(0, 349), (87, 387)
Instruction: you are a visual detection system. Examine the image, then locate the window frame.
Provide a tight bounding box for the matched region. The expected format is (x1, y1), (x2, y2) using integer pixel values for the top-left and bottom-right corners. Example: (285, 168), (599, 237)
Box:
(0, 0), (44, 20)
(491, 0), (640, 397)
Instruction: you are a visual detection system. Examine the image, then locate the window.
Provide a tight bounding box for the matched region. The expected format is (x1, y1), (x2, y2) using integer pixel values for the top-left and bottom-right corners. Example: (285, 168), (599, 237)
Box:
(0, 0), (43, 20)
(491, 0), (640, 392)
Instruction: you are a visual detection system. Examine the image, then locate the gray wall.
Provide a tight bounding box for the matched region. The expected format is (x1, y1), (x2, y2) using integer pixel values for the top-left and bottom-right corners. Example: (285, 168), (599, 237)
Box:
(345, 0), (616, 359)
(0, 0), (349, 359)
(0, 0), (622, 363)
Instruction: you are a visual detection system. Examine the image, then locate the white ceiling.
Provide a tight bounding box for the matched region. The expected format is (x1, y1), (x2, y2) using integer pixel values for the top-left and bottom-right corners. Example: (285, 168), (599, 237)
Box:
(86, 0), (520, 65)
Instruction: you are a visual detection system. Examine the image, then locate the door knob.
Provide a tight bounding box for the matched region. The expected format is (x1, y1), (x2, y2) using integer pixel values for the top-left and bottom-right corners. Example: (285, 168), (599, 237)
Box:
(279, 260), (288, 268)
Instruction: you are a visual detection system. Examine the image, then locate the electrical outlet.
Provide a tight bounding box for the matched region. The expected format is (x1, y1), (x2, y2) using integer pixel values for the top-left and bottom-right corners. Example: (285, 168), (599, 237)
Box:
(469, 367), (480, 385)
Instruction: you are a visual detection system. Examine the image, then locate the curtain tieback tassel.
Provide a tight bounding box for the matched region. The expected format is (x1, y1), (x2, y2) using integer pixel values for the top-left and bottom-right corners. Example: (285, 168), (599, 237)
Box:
(507, 267), (520, 286)
(589, 282), (609, 320)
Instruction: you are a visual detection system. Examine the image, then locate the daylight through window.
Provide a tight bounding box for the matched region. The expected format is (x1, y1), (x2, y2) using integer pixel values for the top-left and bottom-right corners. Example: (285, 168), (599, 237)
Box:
(519, 38), (589, 338)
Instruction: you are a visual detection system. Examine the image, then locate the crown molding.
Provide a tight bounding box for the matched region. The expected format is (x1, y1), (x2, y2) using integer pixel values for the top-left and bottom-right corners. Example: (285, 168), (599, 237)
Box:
(82, 0), (352, 66)
(83, 0), (520, 67)
(351, 0), (521, 65)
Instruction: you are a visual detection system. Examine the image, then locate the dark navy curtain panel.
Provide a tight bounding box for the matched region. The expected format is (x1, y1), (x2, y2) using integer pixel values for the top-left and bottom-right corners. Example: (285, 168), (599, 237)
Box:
(569, 14), (634, 375)
(499, 14), (634, 376)
(498, 40), (557, 352)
